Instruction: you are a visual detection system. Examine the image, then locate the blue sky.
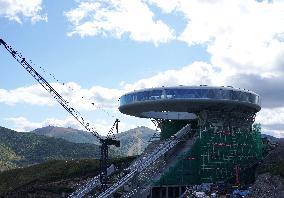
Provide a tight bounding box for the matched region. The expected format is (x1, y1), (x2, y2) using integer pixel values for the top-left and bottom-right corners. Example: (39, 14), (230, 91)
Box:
(1, 0), (284, 137)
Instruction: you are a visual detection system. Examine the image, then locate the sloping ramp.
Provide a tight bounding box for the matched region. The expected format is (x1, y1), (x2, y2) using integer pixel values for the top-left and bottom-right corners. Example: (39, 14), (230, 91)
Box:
(97, 124), (192, 198)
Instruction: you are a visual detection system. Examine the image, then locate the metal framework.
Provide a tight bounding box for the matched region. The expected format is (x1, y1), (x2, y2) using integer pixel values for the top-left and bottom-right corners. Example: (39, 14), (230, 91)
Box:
(154, 110), (262, 186)
(0, 38), (120, 190)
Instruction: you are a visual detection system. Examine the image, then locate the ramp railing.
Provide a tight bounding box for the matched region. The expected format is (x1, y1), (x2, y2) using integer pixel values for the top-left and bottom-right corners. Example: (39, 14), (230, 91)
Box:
(97, 124), (192, 198)
(68, 175), (100, 198)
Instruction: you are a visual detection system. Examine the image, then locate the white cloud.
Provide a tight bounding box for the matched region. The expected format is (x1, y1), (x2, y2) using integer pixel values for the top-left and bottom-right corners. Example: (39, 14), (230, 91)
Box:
(5, 117), (42, 132)
(255, 107), (284, 137)
(0, 82), (123, 111)
(0, 0), (47, 23)
(65, 0), (175, 45)
(155, 0), (284, 77)
(2, 61), (224, 111)
(123, 61), (224, 91)
(0, 84), (56, 106)
(4, 116), (88, 132)
(256, 108), (284, 126)
(261, 128), (284, 138)
(65, 0), (284, 77)
(65, 0), (284, 76)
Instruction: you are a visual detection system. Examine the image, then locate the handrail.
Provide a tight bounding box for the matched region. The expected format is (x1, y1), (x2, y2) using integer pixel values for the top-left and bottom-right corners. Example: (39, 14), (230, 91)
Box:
(97, 124), (192, 198)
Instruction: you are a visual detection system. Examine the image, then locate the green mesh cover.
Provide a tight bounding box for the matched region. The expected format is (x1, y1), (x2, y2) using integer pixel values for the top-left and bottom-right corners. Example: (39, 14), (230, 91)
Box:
(159, 120), (192, 140)
(154, 123), (262, 186)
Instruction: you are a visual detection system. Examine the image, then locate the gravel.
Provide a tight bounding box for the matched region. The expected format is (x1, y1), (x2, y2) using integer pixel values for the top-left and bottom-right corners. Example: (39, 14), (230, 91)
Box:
(248, 173), (284, 198)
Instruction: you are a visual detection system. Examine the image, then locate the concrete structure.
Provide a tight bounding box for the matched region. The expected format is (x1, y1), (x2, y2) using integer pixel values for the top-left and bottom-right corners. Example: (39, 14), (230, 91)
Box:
(118, 86), (262, 198)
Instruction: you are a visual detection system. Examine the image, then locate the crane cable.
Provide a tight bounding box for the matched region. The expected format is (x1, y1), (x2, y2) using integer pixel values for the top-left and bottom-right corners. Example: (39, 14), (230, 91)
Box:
(0, 39), (109, 141)
(26, 55), (117, 120)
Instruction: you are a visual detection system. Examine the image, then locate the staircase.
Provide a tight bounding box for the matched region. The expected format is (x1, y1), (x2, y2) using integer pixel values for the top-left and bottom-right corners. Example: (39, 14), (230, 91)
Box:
(68, 175), (100, 198)
(96, 124), (193, 198)
(122, 131), (198, 198)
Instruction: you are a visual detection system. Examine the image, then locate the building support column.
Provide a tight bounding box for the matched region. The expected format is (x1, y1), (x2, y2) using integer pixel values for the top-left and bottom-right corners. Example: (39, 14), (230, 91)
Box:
(166, 186), (168, 198)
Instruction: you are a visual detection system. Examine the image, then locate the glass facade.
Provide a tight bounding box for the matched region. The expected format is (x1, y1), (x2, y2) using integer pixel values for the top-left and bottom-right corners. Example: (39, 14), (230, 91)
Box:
(120, 88), (261, 106)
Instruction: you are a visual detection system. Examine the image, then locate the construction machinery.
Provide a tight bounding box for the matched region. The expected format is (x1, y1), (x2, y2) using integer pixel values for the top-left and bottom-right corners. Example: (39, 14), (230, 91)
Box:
(0, 38), (120, 191)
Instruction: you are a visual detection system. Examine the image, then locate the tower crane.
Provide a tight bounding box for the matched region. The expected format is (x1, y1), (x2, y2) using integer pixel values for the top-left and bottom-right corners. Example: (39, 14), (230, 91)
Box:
(0, 38), (120, 190)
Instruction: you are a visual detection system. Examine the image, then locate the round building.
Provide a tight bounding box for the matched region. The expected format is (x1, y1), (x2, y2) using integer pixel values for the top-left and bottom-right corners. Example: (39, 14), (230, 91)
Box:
(119, 86), (262, 185)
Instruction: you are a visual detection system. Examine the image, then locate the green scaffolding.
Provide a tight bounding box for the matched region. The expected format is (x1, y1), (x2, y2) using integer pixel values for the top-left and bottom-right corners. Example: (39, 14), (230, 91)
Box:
(155, 123), (262, 186)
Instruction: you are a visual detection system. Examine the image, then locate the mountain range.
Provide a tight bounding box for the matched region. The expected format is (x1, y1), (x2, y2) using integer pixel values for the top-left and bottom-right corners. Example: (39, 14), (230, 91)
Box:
(0, 125), (156, 171)
(32, 126), (99, 144)
(0, 126), (102, 171)
(261, 133), (280, 142)
(2, 124), (277, 173)
(31, 126), (157, 156)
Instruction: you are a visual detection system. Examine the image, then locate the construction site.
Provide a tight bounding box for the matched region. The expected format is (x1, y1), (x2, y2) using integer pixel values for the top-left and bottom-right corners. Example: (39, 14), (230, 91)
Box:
(68, 86), (263, 198)
(0, 39), (264, 198)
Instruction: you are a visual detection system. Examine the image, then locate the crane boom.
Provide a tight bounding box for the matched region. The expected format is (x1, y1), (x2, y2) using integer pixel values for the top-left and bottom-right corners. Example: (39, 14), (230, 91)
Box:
(0, 38), (102, 140)
(0, 38), (120, 192)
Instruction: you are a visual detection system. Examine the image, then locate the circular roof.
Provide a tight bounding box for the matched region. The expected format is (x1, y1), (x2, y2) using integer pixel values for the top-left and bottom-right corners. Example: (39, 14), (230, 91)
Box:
(119, 86), (261, 120)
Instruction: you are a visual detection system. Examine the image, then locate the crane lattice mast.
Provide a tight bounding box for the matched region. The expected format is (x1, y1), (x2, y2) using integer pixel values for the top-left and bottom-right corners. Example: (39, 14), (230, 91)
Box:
(0, 38), (120, 190)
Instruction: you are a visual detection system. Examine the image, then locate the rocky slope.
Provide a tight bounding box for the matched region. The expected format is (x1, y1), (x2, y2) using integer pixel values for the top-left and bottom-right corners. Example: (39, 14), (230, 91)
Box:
(114, 126), (157, 156)
(248, 139), (284, 198)
(248, 172), (284, 198)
